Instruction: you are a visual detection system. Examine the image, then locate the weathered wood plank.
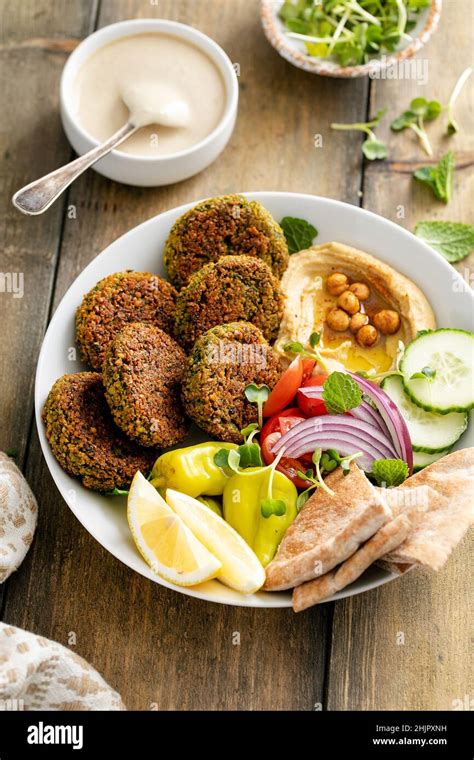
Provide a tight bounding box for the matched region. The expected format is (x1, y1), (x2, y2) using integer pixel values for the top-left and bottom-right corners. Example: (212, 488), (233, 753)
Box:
(0, 0), (96, 465)
(4, 0), (368, 709)
(0, 1), (96, 613)
(327, 0), (473, 711)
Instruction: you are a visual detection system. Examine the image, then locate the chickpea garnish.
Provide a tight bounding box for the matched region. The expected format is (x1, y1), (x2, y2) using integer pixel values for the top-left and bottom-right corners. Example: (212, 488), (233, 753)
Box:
(326, 307), (350, 332)
(349, 282), (370, 301)
(350, 312), (369, 333)
(337, 290), (360, 315)
(326, 272), (349, 296)
(373, 309), (401, 335)
(356, 324), (379, 347)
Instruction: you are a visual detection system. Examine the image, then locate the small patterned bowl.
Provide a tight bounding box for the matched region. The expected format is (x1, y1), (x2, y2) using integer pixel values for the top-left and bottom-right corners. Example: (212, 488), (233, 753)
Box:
(261, 0), (442, 78)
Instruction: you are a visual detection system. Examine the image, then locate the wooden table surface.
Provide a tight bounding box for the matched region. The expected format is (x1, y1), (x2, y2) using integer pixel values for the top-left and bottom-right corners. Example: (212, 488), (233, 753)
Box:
(1, 0), (472, 711)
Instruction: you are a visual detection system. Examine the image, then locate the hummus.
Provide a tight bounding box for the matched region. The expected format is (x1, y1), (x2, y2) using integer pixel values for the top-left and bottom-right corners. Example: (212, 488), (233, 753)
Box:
(275, 242), (436, 373)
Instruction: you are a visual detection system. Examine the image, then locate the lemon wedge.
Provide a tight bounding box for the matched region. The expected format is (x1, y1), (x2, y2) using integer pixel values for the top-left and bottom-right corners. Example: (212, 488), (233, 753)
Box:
(166, 489), (265, 594)
(127, 472), (221, 586)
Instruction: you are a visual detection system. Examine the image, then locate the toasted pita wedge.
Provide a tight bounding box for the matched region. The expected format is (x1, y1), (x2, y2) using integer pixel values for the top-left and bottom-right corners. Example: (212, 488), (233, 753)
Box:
(264, 465), (391, 591)
(293, 513), (412, 611)
(380, 448), (474, 571)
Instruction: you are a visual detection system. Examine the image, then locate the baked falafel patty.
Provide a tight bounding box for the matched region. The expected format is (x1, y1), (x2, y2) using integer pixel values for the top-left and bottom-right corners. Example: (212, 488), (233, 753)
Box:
(181, 322), (282, 443)
(164, 194), (289, 288)
(174, 255), (285, 351)
(103, 323), (189, 448)
(75, 271), (177, 370)
(42, 373), (156, 491)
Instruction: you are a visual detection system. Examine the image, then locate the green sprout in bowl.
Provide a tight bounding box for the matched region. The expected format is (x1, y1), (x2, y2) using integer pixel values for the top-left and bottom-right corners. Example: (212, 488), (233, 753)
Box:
(278, 0), (431, 68)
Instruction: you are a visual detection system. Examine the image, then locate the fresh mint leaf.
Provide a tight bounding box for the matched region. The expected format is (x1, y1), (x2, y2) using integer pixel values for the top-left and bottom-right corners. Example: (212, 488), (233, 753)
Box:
(322, 372), (362, 415)
(434, 152), (455, 202)
(280, 216), (318, 254)
(414, 152), (455, 203)
(371, 459), (409, 488)
(415, 220), (474, 263)
(309, 331), (321, 348)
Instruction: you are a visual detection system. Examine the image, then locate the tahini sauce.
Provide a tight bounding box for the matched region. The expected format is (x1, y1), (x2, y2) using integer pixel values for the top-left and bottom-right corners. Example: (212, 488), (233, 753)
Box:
(74, 33), (226, 157)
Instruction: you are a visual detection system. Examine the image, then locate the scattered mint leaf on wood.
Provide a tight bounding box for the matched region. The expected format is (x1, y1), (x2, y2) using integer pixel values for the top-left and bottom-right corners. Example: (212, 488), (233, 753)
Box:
(414, 151), (455, 203)
(280, 216), (318, 254)
(371, 459), (409, 488)
(414, 220), (474, 263)
(322, 372), (362, 415)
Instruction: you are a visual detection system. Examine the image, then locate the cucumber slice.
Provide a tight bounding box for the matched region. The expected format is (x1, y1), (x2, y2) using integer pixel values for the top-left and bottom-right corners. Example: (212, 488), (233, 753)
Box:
(400, 329), (474, 413)
(381, 374), (468, 453)
(413, 449), (451, 472)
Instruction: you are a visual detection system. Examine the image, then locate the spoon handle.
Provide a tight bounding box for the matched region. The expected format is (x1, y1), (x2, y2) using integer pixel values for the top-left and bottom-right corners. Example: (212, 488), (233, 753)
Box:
(12, 122), (137, 216)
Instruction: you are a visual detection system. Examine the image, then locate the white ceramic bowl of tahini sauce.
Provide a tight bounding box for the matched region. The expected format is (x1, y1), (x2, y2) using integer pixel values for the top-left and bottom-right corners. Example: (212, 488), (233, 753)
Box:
(60, 19), (239, 186)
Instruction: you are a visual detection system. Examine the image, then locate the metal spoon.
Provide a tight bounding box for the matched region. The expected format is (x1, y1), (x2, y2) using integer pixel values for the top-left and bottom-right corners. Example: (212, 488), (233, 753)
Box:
(12, 85), (191, 216)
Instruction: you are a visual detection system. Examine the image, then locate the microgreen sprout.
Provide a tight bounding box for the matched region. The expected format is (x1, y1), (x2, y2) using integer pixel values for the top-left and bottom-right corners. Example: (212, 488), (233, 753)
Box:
(446, 66), (472, 135)
(391, 98), (442, 156)
(331, 109), (388, 160)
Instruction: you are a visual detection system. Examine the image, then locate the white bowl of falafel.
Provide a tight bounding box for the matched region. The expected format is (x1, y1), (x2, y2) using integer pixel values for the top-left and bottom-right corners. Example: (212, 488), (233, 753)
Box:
(36, 192), (474, 608)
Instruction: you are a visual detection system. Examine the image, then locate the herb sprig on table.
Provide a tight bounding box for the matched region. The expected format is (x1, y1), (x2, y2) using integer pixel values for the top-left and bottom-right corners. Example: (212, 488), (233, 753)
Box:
(414, 221), (474, 263)
(278, 0), (430, 67)
(390, 98), (441, 157)
(331, 109), (387, 160)
(413, 151), (455, 204)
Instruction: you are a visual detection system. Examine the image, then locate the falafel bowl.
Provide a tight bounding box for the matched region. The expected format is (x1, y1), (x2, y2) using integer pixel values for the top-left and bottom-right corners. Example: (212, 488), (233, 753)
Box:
(35, 192), (474, 609)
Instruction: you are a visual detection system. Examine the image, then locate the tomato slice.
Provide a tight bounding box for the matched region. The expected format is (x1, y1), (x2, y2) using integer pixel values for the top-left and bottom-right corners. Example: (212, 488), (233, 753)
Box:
(261, 431), (281, 466)
(261, 433), (312, 489)
(297, 393), (328, 417)
(302, 358), (316, 382)
(278, 458), (313, 489)
(260, 414), (312, 489)
(263, 356), (303, 417)
(279, 414), (307, 434)
(297, 372), (329, 417)
(260, 407), (304, 441)
(302, 373), (328, 387)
